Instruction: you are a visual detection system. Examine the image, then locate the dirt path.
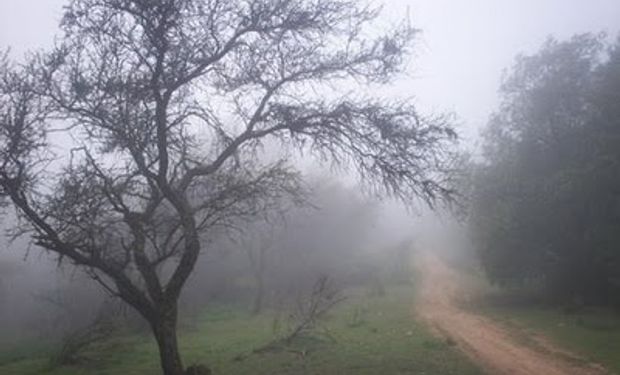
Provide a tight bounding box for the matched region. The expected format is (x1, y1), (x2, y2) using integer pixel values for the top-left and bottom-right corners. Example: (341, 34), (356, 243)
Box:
(414, 252), (609, 375)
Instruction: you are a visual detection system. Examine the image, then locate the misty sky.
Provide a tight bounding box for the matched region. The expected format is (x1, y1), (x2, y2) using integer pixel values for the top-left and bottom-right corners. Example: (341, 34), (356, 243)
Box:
(1, 0), (619, 144)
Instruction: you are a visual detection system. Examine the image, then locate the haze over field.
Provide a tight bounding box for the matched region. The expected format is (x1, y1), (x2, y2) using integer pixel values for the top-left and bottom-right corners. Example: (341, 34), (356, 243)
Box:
(1, 1), (620, 375)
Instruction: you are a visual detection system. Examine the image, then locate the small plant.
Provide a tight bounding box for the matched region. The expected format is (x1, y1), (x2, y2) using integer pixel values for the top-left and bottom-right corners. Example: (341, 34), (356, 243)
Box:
(283, 276), (346, 344)
(49, 319), (115, 367)
(255, 276), (345, 356)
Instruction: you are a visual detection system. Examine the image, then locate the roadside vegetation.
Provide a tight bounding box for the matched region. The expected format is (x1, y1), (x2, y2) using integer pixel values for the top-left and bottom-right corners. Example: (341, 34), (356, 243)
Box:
(469, 33), (620, 308)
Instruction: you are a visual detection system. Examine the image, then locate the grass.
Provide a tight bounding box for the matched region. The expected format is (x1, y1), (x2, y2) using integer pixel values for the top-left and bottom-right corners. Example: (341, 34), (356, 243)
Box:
(0, 340), (54, 367)
(475, 297), (620, 374)
(0, 286), (482, 375)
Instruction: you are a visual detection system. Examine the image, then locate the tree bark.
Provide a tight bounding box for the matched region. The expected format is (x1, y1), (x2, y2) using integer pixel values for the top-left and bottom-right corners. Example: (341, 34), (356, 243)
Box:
(151, 305), (185, 375)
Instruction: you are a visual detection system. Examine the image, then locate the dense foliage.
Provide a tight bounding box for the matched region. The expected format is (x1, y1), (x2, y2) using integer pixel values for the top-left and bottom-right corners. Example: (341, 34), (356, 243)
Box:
(471, 34), (620, 306)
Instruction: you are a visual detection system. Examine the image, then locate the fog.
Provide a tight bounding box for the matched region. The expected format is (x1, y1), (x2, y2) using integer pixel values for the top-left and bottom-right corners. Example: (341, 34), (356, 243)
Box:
(1, 1), (619, 375)
(0, 179), (421, 346)
(3, 1), (619, 140)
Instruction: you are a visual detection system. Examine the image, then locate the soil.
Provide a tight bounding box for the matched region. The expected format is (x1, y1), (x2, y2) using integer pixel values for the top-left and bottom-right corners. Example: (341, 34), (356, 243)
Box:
(414, 252), (609, 375)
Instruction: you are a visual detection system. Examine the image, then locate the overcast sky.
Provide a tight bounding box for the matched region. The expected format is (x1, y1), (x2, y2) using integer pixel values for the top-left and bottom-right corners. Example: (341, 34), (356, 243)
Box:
(1, 0), (619, 145)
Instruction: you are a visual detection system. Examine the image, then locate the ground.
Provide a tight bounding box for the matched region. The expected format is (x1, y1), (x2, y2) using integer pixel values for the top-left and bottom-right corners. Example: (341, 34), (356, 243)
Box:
(0, 285), (481, 375)
(414, 251), (614, 375)
(4, 253), (620, 375)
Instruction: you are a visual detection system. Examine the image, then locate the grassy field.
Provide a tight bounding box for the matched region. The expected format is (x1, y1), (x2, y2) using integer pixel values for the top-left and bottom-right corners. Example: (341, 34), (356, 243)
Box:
(0, 286), (482, 375)
(476, 299), (620, 374)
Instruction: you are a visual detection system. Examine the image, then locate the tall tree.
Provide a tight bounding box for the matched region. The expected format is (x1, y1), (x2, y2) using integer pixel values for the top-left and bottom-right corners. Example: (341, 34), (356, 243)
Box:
(0, 1), (456, 374)
(471, 34), (620, 305)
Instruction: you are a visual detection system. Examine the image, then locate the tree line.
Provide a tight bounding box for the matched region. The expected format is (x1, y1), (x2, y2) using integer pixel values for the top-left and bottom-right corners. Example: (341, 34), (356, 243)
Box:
(470, 33), (620, 307)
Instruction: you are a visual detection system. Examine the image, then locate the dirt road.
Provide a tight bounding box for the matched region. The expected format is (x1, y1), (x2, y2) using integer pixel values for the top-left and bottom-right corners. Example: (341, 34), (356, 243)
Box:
(414, 252), (609, 375)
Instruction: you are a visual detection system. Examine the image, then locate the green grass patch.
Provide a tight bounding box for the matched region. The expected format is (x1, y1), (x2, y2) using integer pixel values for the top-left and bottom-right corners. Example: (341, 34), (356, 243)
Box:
(0, 340), (54, 367)
(0, 286), (482, 375)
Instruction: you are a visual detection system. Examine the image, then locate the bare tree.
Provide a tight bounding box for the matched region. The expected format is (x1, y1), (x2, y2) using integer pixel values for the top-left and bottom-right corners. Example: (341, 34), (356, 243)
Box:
(283, 275), (345, 344)
(0, 1), (456, 374)
(255, 275), (344, 357)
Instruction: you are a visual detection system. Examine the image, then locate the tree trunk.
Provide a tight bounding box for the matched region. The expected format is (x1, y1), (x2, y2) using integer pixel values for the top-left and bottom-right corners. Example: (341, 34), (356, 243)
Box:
(252, 275), (264, 315)
(151, 306), (185, 375)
